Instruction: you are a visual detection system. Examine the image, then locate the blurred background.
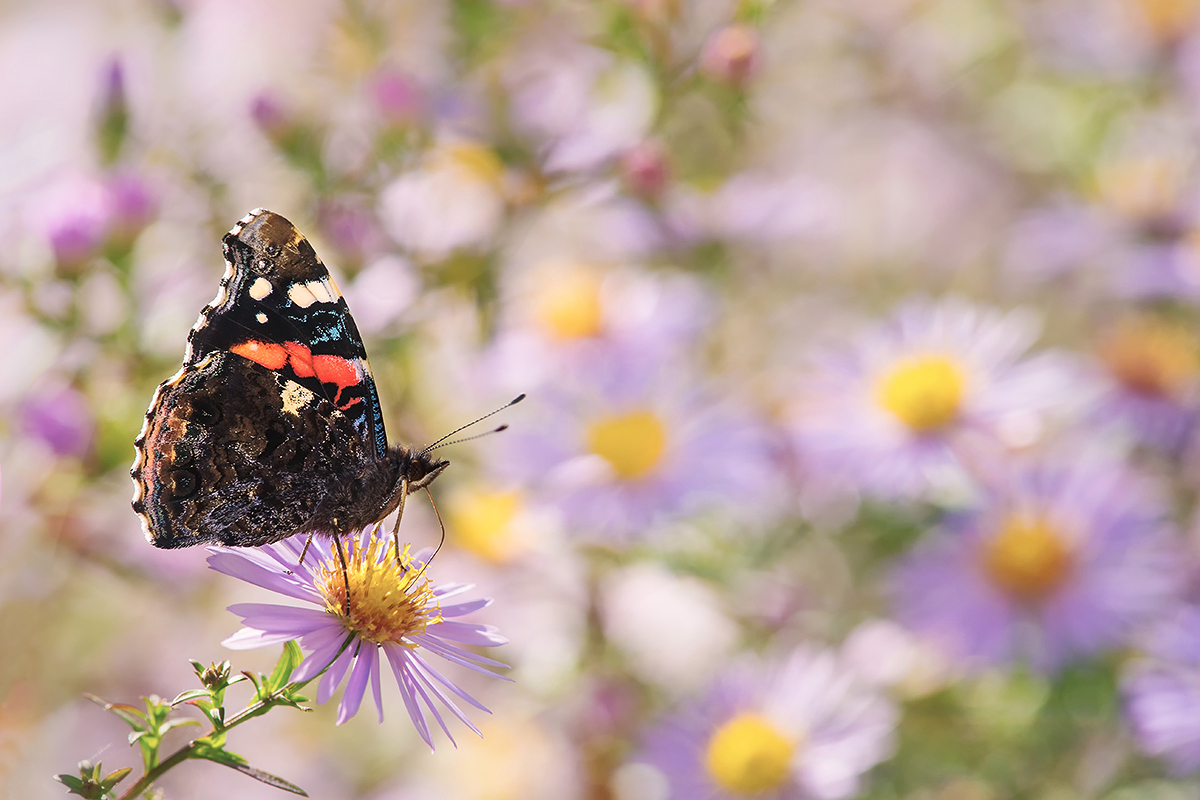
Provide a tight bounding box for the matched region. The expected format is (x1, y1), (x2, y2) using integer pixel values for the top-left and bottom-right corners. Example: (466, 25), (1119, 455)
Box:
(8, 0), (1200, 797)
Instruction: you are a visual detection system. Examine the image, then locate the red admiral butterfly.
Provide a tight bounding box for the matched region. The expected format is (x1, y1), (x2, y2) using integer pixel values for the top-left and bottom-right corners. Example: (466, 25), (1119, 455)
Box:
(131, 209), (461, 561)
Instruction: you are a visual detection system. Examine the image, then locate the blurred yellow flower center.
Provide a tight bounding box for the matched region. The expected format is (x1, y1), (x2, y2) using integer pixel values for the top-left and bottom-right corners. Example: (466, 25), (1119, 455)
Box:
(1100, 319), (1198, 398)
(1129, 0), (1200, 41)
(705, 713), (797, 796)
(982, 514), (1074, 602)
(875, 354), (969, 432)
(1094, 156), (1181, 221)
(586, 410), (668, 480)
(536, 271), (605, 340)
(450, 489), (522, 564)
(319, 534), (440, 645)
(434, 142), (505, 187)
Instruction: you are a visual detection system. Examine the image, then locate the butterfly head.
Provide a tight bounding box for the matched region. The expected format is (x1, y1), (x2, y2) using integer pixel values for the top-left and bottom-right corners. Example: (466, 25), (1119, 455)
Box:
(398, 447), (450, 493)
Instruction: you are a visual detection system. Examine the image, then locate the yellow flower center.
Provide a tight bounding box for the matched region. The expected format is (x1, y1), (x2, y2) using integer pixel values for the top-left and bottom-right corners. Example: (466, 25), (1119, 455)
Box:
(875, 354), (969, 432)
(586, 410), (668, 480)
(982, 513), (1074, 602)
(449, 489), (523, 564)
(705, 713), (797, 796)
(1100, 318), (1198, 398)
(318, 535), (440, 645)
(433, 142), (505, 187)
(535, 271), (605, 340)
(1129, 0), (1200, 41)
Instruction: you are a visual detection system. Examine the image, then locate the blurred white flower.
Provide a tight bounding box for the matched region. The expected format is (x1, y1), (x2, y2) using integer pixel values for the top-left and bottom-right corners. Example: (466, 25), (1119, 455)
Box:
(379, 139), (506, 259)
(601, 564), (738, 694)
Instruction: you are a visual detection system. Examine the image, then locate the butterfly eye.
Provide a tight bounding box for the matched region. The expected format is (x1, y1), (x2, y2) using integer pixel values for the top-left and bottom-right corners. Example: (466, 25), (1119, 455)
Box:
(265, 243), (280, 257)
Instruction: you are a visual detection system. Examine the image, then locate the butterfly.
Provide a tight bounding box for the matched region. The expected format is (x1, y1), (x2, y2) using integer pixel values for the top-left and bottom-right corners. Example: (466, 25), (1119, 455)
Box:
(131, 209), (457, 569)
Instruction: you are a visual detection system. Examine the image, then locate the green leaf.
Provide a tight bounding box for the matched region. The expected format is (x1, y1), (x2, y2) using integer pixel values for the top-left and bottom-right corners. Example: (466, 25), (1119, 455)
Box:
(87, 695), (149, 732)
(171, 689), (212, 706)
(158, 718), (202, 735)
(100, 766), (132, 790)
(267, 641), (302, 691)
(195, 747), (309, 797)
(53, 773), (85, 792)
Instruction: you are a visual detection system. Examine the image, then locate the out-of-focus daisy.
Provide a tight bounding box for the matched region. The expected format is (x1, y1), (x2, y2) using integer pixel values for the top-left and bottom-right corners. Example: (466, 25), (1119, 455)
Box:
(497, 361), (776, 539)
(207, 526), (509, 749)
(378, 138), (506, 260)
(1093, 315), (1199, 449)
(632, 647), (897, 800)
(1123, 606), (1200, 773)
(487, 261), (709, 391)
(792, 297), (1075, 499)
(893, 458), (1182, 672)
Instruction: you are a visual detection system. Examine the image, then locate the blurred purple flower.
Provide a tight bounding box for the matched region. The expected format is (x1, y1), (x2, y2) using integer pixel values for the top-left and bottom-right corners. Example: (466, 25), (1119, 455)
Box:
(317, 197), (387, 262)
(249, 91), (291, 139)
(106, 172), (156, 240)
(487, 264), (709, 392)
(893, 458), (1183, 672)
(633, 647), (897, 800)
(1123, 606), (1200, 773)
(1091, 315), (1199, 450)
(208, 526), (509, 747)
(20, 382), (93, 459)
(29, 174), (115, 267)
(791, 296), (1077, 500)
(495, 359), (777, 539)
(506, 42), (656, 173)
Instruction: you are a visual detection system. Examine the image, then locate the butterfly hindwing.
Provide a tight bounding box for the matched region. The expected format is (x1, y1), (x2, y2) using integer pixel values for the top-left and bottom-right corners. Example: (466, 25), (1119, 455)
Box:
(132, 350), (373, 547)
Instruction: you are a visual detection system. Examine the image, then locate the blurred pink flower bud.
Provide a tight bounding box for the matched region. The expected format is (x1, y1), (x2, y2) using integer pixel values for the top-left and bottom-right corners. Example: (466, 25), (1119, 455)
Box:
(701, 24), (761, 87)
(370, 69), (425, 126)
(621, 140), (671, 199)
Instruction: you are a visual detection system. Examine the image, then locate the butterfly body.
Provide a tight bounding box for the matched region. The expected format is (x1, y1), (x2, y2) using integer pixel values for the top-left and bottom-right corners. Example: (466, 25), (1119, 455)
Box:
(131, 209), (447, 549)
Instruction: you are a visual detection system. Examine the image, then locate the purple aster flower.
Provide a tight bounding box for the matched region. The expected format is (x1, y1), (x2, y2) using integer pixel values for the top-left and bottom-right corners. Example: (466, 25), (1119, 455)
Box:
(1123, 606), (1200, 773)
(207, 526), (509, 748)
(495, 356), (778, 539)
(893, 458), (1183, 673)
(792, 296), (1077, 500)
(633, 647), (897, 800)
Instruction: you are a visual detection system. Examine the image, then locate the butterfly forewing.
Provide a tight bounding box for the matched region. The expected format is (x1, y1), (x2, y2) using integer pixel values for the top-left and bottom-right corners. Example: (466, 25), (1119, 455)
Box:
(131, 209), (398, 548)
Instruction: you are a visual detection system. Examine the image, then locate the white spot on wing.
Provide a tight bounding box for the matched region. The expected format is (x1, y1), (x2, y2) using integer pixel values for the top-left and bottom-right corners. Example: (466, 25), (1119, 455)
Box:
(249, 277), (272, 300)
(307, 278), (337, 303)
(280, 379), (316, 416)
(288, 282), (318, 308)
(256, 312), (268, 324)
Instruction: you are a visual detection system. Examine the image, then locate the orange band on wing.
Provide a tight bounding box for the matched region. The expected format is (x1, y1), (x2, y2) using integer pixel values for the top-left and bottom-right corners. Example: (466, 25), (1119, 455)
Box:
(313, 354), (361, 392)
(231, 340), (288, 370)
(232, 340), (364, 409)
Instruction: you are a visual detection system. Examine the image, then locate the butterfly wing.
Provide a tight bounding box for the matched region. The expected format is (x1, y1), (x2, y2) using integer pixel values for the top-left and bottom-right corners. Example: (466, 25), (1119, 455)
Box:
(131, 209), (392, 547)
(189, 209), (388, 460)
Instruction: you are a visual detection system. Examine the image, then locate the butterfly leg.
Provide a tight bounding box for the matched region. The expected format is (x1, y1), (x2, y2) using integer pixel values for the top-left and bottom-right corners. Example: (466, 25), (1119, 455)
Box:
(391, 477), (409, 567)
(297, 531), (316, 566)
(333, 533), (351, 616)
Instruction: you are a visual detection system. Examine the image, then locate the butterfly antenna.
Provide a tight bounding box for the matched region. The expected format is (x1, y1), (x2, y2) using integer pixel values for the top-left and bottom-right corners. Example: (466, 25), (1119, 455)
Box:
(425, 424), (510, 452)
(410, 486), (446, 584)
(421, 394), (525, 454)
